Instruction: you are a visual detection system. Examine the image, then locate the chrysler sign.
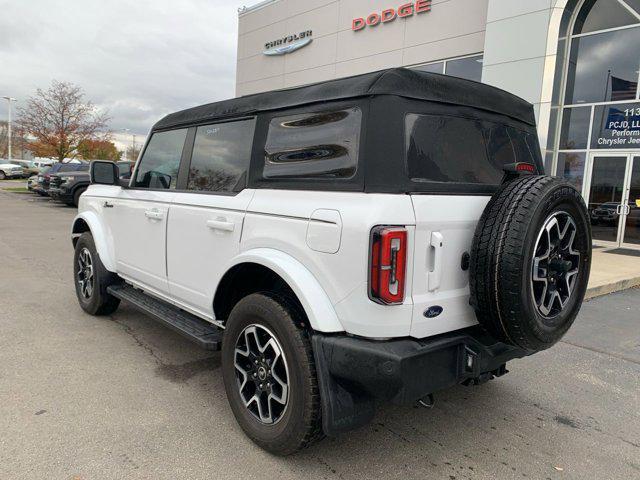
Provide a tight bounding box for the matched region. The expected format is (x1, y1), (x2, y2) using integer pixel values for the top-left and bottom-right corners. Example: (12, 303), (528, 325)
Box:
(352, 1), (432, 31)
(264, 30), (313, 56)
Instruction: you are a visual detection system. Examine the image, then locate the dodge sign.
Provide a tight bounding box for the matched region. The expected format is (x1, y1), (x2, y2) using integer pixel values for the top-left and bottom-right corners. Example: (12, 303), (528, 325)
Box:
(352, 1), (432, 31)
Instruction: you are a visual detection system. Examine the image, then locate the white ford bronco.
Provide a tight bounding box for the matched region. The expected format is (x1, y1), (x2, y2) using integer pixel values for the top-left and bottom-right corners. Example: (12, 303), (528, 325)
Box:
(72, 68), (591, 455)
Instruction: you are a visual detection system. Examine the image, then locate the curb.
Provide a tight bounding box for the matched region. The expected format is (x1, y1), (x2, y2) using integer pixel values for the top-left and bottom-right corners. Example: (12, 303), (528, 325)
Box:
(585, 276), (640, 300)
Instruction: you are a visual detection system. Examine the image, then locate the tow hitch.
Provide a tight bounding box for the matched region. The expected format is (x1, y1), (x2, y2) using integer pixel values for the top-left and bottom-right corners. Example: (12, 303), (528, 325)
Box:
(462, 364), (509, 387)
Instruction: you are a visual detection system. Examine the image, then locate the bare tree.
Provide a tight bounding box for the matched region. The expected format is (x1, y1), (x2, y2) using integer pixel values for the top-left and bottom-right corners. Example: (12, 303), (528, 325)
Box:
(17, 80), (109, 161)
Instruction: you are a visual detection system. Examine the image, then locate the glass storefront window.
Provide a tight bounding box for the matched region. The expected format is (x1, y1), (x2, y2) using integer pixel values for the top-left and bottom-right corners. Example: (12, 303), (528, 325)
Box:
(445, 55), (483, 82)
(591, 102), (640, 148)
(552, 39), (566, 106)
(565, 27), (640, 104)
(560, 106), (591, 149)
(414, 62), (444, 74)
(557, 152), (587, 192)
(551, 1), (640, 248)
(573, 0), (639, 35)
(623, 0), (640, 15)
(547, 107), (559, 153)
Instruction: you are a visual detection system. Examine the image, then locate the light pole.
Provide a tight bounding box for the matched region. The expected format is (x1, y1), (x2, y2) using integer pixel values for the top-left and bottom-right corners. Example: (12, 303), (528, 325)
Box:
(2, 96), (17, 161)
(122, 128), (136, 160)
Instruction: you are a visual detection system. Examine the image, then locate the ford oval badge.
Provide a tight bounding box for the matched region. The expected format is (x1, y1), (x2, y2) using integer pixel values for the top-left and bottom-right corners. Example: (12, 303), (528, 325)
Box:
(424, 306), (443, 318)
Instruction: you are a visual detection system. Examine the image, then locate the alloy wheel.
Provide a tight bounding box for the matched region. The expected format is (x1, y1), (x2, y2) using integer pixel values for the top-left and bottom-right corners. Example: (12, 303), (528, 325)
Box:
(531, 211), (581, 318)
(233, 324), (289, 424)
(77, 247), (94, 300)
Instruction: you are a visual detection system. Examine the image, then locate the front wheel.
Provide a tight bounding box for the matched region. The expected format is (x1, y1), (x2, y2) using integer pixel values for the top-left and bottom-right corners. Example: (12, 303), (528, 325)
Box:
(0, 171), (6, 180)
(73, 232), (121, 315)
(221, 293), (323, 455)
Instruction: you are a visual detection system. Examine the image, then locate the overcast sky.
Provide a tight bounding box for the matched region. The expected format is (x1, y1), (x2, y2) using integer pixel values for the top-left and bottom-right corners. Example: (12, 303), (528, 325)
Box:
(0, 0), (246, 149)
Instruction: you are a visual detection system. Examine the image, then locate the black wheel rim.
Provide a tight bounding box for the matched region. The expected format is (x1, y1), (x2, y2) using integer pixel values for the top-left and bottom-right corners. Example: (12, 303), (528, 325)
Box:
(233, 324), (289, 425)
(77, 247), (94, 300)
(531, 211), (581, 319)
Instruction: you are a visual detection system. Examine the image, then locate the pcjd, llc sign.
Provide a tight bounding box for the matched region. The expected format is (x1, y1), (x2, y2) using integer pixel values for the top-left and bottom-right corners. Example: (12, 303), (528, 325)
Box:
(593, 104), (640, 148)
(352, 1), (432, 31)
(263, 31), (313, 56)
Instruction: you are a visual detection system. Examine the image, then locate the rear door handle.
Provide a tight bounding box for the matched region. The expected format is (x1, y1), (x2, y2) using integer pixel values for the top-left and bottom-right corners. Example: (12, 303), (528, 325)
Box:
(144, 209), (163, 220)
(428, 231), (444, 292)
(206, 219), (235, 232)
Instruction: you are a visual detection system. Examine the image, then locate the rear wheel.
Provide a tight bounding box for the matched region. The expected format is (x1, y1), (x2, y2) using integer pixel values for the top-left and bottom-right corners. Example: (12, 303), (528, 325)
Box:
(73, 232), (120, 315)
(470, 176), (591, 352)
(221, 293), (322, 455)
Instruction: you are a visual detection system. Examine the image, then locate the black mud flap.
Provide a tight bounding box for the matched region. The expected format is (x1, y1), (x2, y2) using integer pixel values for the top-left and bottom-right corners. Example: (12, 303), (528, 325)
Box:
(312, 335), (376, 437)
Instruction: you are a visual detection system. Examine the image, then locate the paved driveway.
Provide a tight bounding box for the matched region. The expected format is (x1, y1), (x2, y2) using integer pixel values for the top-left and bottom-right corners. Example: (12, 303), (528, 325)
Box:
(0, 190), (638, 480)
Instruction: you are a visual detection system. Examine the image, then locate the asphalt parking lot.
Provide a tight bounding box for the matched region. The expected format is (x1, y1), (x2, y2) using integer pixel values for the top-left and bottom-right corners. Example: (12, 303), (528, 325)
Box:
(0, 187), (639, 480)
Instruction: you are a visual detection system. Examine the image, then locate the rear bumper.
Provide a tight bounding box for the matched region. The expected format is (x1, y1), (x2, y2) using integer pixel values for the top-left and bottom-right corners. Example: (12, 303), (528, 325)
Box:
(312, 327), (527, 436)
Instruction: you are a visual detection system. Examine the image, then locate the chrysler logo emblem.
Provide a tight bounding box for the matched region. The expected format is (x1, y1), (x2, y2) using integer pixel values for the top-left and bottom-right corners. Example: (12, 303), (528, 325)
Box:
(264, 30), (313, 56)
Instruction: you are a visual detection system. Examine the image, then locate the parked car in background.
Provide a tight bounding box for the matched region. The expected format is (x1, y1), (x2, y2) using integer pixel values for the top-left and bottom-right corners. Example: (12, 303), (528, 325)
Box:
(27, 175), (39, 191)
(0, 161), (24, 179)
(8, 160), (33, 178)
(50, 161), (133, 207)
(35, 161), (89, 196)
(590, 201), (619, 225)
(31, 159), (55, 169)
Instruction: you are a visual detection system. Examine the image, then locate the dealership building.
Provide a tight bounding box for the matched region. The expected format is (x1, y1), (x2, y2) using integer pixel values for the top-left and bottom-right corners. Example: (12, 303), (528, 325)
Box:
(236, 0), (640, 249)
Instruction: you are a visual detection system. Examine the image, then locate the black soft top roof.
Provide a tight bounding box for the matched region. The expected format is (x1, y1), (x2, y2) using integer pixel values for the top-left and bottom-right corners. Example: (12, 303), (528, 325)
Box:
(153, 67), (535, 131)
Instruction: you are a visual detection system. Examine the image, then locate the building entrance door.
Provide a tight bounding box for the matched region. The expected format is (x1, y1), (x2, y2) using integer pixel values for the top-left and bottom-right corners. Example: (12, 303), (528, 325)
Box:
(585, 153), (640, 249)
(621, 156), (640, 247)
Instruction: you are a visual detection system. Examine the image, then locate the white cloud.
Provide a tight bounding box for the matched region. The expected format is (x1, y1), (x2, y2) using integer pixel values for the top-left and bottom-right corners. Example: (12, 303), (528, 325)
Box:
(0, 0), (242, 147)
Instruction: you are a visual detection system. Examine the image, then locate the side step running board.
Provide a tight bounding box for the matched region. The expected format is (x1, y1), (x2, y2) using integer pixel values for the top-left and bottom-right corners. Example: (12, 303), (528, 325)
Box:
(107, 284), (223, 351)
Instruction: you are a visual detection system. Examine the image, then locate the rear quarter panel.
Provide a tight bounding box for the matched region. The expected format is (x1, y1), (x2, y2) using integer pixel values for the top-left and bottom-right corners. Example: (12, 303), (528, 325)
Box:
(243, 189), (416, 338)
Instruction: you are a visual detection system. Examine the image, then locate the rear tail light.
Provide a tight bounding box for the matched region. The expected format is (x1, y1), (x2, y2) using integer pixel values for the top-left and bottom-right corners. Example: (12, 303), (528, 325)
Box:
(369, 226), (407, 305)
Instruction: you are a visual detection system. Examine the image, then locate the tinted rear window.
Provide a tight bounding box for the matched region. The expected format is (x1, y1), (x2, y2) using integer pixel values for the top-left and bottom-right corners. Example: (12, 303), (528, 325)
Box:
(263, 107), (361, 180)
(405, 114), (539, 185)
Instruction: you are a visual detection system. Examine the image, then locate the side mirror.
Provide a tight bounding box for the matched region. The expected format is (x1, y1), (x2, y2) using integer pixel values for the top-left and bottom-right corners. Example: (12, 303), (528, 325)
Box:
(91, 161), (119, 185)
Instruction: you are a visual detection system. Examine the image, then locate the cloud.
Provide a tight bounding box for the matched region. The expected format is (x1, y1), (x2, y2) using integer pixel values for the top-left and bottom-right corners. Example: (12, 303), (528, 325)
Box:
(0, 0), (242, 147)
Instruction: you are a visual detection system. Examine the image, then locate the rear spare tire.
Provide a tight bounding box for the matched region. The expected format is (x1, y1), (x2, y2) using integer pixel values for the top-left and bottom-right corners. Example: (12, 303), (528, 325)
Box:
(470, 175), (591, 352)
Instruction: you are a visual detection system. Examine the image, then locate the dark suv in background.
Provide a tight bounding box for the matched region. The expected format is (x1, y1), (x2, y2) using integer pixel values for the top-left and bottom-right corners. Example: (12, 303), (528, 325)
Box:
(50, 161), (133, 207)
(35, 161), (89, 196)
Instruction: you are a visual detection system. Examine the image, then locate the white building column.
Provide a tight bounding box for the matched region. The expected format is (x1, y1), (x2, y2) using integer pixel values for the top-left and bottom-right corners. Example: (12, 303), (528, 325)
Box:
(482, 0), (571, 158)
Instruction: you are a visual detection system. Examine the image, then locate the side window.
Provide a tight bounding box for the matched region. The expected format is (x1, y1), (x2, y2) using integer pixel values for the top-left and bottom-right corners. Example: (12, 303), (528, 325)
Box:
(134, 129), (187, 189)
(405, 114), (501, 184)
(187, 119), (255, 192)
(263, 107), (361, 179)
